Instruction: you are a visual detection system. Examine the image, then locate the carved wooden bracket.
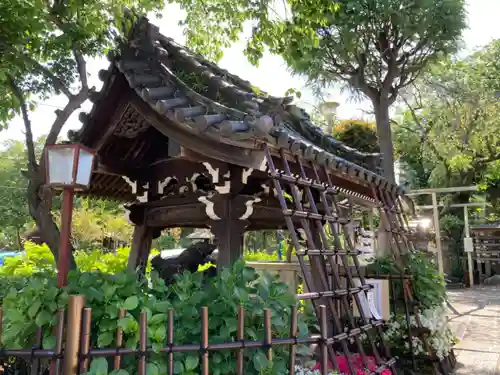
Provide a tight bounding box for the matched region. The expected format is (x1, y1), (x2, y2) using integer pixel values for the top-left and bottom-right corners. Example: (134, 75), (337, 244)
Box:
(113, 104), (150, 138)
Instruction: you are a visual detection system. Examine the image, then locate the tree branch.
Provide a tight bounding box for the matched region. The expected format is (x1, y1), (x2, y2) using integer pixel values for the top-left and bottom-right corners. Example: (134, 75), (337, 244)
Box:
(43, 90), (89, 149)
(43, 51), (90, 149)
(73, 49), (88, 90)
(7, 76), (38, 172)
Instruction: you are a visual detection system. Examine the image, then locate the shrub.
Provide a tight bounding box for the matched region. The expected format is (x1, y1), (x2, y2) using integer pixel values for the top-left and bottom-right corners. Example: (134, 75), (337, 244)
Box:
(2, 242), (295, 278)
(243, 249), (279, 261)
(333, 120), (379, 154)
(0, 242), (159, 277)
(1, 260), (309, 375)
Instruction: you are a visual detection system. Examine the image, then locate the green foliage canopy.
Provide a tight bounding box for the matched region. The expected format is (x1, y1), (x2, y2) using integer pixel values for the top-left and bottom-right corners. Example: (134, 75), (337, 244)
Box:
(177, 0), (467, 181)
(0, 0), (165, 263)
(394, 40), (500, 190)
(0, 0), (164, 117)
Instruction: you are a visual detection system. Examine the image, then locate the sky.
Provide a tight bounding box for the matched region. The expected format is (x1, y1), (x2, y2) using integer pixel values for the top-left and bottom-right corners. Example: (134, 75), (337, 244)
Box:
(3, 0), (500, 143)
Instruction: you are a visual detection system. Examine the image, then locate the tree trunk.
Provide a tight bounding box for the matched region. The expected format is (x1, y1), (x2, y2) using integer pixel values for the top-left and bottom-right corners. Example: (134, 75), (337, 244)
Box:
(26, 172), (77, 269)
(373, 100), (395, 256)
(15, 227), (22, 250)
(7, 66), (87, 273)
(374, 101), (396, 184)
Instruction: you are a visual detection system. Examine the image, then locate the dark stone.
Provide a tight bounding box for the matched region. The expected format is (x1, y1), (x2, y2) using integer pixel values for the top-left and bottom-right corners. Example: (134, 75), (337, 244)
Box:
(151, 240), (217, 284)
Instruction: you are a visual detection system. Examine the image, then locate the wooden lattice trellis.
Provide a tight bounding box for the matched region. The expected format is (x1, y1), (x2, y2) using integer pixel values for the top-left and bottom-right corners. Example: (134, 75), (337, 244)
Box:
(264, 144), (450, 375)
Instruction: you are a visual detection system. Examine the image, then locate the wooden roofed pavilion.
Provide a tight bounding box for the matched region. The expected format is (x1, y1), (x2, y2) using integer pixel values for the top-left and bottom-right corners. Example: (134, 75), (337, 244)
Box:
(69, 15), (402, 271)
(62, 14), (447, 374)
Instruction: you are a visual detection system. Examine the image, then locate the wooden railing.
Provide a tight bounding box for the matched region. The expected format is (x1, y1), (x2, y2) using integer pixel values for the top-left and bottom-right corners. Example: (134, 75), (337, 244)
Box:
(0, 294), (397, 375)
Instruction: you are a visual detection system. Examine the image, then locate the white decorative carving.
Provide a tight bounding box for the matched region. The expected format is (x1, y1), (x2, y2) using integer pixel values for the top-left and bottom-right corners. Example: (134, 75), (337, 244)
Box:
(158, 177), (175, 194)
(124, 208), (132, 224)
(215, 180), (231, 194)
(122, 176), (137, 194)
(123, 177), (149, 202)
(190, 173), (201, 192)
(198, 196), (221, 220)
(202, 162), (219, 183)
(258, 156), (267, 171)
(242, 168), (253, 184)
(239, 197), (262, 220)
(137, 191), (148, 203)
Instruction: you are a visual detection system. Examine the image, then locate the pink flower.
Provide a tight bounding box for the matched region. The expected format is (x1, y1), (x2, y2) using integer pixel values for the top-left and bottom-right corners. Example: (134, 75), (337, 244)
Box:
(310, 355), (392, 375)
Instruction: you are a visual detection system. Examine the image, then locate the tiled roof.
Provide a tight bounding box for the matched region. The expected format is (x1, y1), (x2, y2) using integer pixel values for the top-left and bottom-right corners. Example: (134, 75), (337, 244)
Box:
(71, 15), (386, 182)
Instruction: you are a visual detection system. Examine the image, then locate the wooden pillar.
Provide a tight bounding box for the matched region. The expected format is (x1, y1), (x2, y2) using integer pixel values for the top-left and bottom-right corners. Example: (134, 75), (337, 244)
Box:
(209, 195), (248, 269)
(464, 206), (474, 286)
(203, 165), (260, 271)
(432, 192), (444, 275)
(128, 225), (154, 273)
(211, 219), (247, 268)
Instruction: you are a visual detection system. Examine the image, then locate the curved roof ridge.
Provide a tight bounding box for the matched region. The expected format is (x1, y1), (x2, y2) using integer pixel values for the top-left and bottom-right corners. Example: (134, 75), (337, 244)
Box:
(70, 15), (402, 194)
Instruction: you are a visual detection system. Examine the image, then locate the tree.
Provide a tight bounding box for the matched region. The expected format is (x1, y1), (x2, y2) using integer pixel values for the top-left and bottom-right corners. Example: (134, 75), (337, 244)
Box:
(394, 40), (500, 198)
(0, 140), (32, 248)
(176, 0), (467, 183)
(70, 199), (133, 251)
(0, 0), (164, 267)
(0, 137), (133, 250)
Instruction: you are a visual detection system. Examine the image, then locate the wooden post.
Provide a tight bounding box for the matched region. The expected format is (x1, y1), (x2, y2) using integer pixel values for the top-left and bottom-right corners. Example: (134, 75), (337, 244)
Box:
(210, 210), (247, 269)
(208, 183), (253, 269)
(58, 189), (75, 288)
(464, 206), (474, 286)
(432, 192), (444, 275)
(128, 225), (154, 273)
(63, 295), (85, 375)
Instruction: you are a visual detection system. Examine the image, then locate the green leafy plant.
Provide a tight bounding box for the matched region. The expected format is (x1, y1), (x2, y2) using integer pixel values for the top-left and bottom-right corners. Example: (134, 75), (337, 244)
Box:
(0, 242), (159, 277)
(367, 252), (446, 311)
(439, 214), (463, 238)
(243, 250), (280, 262)
(1, 260), (309, 375)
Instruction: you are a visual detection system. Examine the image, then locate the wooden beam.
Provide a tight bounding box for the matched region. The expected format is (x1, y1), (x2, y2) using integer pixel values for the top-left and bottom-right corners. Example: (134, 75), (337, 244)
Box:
(408, 185), (479, 196)
(79, 73), (131, 147)
(146, 203), (208, 227)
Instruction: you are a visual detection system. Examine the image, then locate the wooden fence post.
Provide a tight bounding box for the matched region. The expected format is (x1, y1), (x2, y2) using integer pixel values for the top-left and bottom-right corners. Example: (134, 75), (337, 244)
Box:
(63, 295), (85, 375)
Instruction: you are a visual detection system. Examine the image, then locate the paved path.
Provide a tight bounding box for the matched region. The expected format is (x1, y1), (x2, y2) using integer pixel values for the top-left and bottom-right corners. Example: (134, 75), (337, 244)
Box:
(447, 286), (500, 374)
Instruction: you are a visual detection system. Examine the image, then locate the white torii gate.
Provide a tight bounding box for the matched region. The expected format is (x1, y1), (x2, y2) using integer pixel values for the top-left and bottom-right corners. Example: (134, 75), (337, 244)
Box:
(407, 185), (487, 286)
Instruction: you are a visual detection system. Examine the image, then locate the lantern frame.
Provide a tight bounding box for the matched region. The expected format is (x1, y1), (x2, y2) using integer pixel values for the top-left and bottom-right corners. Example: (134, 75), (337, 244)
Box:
(44, 143), (96, 191)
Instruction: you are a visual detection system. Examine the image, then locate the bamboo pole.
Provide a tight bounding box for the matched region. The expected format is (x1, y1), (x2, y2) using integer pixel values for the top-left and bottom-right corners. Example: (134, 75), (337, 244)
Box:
(63, 295), (85, 375)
